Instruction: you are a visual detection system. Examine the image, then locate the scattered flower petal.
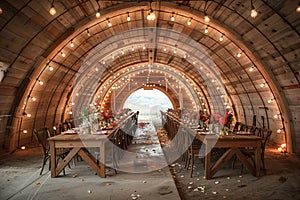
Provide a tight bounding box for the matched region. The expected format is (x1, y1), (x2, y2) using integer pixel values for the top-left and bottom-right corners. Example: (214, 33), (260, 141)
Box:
(194, 188), (199, 192)
(212, 191), (217, 194)
(227, 177), (231, 180)
(215, 181), (219, 184)
(223, 195), (228, 199)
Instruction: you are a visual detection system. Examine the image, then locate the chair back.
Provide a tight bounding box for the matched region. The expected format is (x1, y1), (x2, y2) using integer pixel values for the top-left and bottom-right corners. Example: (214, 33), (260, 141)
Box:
(33, 128), (51, 157)
(261, 129), (272, 151)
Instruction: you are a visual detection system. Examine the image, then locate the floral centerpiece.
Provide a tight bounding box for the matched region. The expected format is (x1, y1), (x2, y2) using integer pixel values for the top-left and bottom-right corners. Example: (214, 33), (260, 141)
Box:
(196, 110), (209, 128)
(207, 109), (234, 135)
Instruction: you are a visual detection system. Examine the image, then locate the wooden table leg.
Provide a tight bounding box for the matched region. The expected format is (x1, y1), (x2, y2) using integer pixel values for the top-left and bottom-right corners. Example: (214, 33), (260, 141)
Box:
(50, 141), (56, 178)
(100, 141), (106, 178)
(255, 141), (261, 177)
(205, 143), (211, 179)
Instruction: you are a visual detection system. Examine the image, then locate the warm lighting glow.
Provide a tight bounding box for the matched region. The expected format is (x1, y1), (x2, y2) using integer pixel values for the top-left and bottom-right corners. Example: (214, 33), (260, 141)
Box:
(268, 99), (274, 103)
(281, 143), (286, 148)
(69, 111), (73, 114)
(204, 27), (208, 34)
(49, 4), (56, 16)
(21, 146), (26, 150)
(251, 8), (258, 18)
(86, 29), (90, 37)
(187, 18), (192, 26)
(70, 40), (74, 47)
(163, 47), (167, 51)
(260, 83), (265, 88)
(249, 67), (254, 72)
(0, 8), (3, 15)
(61, 51), (66, 57)
(171, 12), (175, 21)
(23, 130), (28, 133)
(219, 35), (224, 42)
(277, 147), (282, 152)
(39, 80), (44, 85)
(27, 113), (31, 117)
(204, 15), (210, 23)
(237, 52), (242, 58)
(297, 3), (300, 13)
(274, 114), (279, 119)
(147, 9), (156, 21)
(76, 92), (79, 96)
(96, 9), (100, 18)
(277, 129), (281, 133)
(49, 66), (54, 71)
(31, 97), (36, 101)
(107, 19), (112, 27)
(131, 47), (134, 51)
(127, 12), (130, 21)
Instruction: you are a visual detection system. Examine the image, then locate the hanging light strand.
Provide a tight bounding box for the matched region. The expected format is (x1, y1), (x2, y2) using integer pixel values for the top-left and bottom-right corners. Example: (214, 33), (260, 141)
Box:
(204, 0), (210, 23)
(49, 0), (56, 15)
(250, 0), (258, 18)
(95, 0), (100, 18)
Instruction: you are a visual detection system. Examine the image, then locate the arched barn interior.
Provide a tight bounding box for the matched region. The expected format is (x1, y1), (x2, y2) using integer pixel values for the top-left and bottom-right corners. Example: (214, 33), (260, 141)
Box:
(0, 1), (299, 199)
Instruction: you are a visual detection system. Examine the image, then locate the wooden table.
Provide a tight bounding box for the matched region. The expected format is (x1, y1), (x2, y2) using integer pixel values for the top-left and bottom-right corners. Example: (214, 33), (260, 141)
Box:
(48, 134), (111, 178)
(196, 133), (262, 179)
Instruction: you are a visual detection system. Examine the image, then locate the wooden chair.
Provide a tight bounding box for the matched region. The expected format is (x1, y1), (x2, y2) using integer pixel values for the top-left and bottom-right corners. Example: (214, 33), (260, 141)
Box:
(240, 128), (272, 174)
(33, 128), (70, 175)
(185, 139), (205, 178)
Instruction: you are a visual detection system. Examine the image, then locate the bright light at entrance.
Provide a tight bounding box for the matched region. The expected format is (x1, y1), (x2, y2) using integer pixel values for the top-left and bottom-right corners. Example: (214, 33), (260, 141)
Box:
(123, 89), (173, 121)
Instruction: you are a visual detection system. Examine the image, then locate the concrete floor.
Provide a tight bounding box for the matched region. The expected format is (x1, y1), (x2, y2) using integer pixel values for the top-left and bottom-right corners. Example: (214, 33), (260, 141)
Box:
(0, 121), (180, 200)
(1, 118), (300, 200)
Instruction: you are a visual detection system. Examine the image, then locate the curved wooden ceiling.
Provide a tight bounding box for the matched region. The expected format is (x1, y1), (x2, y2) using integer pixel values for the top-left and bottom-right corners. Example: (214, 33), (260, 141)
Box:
(0, 0), (299, 153)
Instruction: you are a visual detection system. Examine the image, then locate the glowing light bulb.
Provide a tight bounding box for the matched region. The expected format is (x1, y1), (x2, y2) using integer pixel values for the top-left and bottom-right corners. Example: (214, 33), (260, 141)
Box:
(126, 12), (131, 21)
(21, 146), (26, 150)
(49, 5), (56, 15)
(251, 9), (258, 18)
(277, 129), (281, 133)
(23, 130), (28, 133)
(237, 52), (242, 58)
(204, 15), (210, 23)
(96, 9), (100, 18)
(274, 114), (279, 119)
(219, 35), (223, 42)
(187, 18), (192, 26)
(204, 27), (208, 34)
(39, 80), (44, 85)
(61, 51), (66, 57)
(27, 113), (31, 117)
(49, 66), (54, 71)
(249, 67), (254, 72)
(260, 83), (265, 88)
(268, 99), (273, 103)
(31, 97), (36, 101)
(297, 3), (300, 13)
(70, 41), (74, 47)
(108, 20), (112, 27)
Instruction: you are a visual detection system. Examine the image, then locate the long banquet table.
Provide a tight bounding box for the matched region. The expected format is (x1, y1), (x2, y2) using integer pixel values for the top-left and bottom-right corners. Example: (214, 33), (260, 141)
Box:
(48, 112), (138, 178)
(195, 133), (262, 179)
(165, 112), (262, 179)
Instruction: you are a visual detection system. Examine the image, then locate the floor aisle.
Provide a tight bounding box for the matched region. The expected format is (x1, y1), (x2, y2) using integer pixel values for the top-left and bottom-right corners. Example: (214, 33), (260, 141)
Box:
(0, 120), (181, 200)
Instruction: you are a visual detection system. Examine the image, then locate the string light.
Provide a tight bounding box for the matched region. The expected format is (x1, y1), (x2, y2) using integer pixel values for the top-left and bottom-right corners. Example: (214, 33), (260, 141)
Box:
(86, 29), (91, 37)
(204, 26), (209, 34)
(250, 0), (258, 18)
(249, 67), (254, 72)
(107, 18), (112, 27)
(23, 130), (28, 133)
(49, 66), (54, 71)
(277, 128), (281, 133)
(204, 15), (210, 23)
(0, 8), (2, 15)
(96, 0), (100, 17)
(27, 113), (31, 117)
(61, 51), (66, 57)
(39, 80), (44, 85)
(146, 1), (156, 21)
(49, 0), (56, 16)
(70, 40), (74, 47)
(31, 97), (37, 101)
(274, 114), (280, 119)
(127, 12), (130, 21)
(96, 9), (101, 18)
(171, 12), (175, 21)
(187, 18), (192, 26)
(268, 98), (274, 103)
(21, 146), (26, 150)
(297, 2), (300, 13)
(260, 83), (265, 88)
(219, 34), (224, 42)
(237, 52), (242, 58)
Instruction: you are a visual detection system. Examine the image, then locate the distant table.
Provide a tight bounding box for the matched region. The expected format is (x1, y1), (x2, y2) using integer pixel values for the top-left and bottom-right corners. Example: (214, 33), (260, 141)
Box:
(196, 134), (262, 179)
(48, 134), (111, 178)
